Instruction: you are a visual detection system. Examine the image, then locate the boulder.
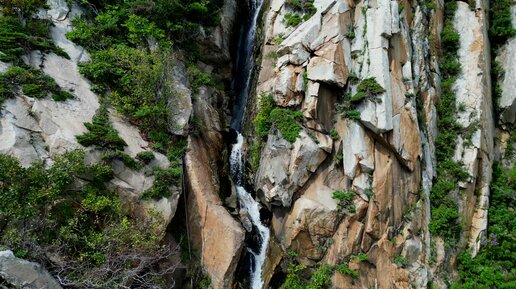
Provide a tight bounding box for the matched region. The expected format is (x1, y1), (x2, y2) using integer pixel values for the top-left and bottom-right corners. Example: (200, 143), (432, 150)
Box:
(255, 130), (329, 207)
(0, 250), (62, 289)
(167, 61), (193, 136)
(185, 137), (244, 289)
(307, 56), (348, 87)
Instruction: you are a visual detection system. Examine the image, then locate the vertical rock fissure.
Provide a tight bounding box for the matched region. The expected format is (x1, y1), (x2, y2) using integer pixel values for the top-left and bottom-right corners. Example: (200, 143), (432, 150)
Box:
(229, 0), (268, 288)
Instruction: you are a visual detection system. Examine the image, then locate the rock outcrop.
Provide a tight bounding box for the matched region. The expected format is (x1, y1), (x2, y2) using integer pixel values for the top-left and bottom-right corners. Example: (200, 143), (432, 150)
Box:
(0, 250), (62, 289)
(249, 0), (499, 288)
(0, 3), (178, 226)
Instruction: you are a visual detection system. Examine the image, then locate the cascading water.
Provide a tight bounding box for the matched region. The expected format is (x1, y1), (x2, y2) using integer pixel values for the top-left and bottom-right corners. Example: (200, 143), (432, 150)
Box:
(230, 135), (269, 289)
(229, 0), (268, 288)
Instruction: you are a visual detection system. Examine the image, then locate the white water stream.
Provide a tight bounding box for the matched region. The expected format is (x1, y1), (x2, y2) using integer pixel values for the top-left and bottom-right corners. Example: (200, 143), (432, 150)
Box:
(229, 0), (267, 287)
(230, 134), (270, 289)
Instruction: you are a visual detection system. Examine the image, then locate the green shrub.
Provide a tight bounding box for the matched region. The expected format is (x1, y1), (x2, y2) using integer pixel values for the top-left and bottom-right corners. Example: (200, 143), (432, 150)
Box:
(76, 106), (127, 151)
(489, 0), (516, 47)
(332, 190), (356, 213)
(0, 16), (69, 63)
(284, 12), (303, 27)
(254, 93), (275, 138)
(141, 166), (181, 199)
(430, 0), (464, 242)
(394, 255), (409, 267)
(0, 66), (72, 105)
(335, 263), (359, 279)
(307, 263), (333, 289)
(345, 110), (361, 121)
(352, 252), (368, 262)
(330, 128), (339, 140)
(136, 151), (155, 164)
(21, 83), (45, 98)
(102, 150), (143, 170)
(452, 164), (516, 289)
(0, 150), (172, 287)
(279, 263), (307, 289)
(269, 108), (303, 143)
(52, 90), (74, 101)
(356, 77), (386, 95)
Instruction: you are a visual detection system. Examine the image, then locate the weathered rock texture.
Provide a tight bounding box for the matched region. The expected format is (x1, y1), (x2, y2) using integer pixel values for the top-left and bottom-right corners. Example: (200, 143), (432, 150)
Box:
(249, 0), (498, 288)
(0, 3), (178, 228)
(0, 250), (62, 289)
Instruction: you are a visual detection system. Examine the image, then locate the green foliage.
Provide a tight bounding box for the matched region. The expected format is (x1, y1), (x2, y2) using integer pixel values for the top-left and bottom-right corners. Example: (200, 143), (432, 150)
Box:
(78, 44), (174, 149)
(187, 63), (213, 90)
(283, 0), (316, 27)
(269, 108), (303, 143)
(335, 263), (359, 279)
(394, 255), (409, 267)
(141, 166), (181, 199)
(102, 150), (143, 170)
(334, 151), (343, 165)
(452, 164), (516, 289)
(284, 12), (303, 27)
(489, 0), (516, 119)
(489, 0), (516, 47)
(0, 65), (73, 105)
(430, 0), (465, 242)
(273, 34), (285, 46)
(76, 106), (127, 151)
(352, 252), (368, 262)
(0, 150), (171, 286)
(254, 93), (275, 138)
(307, 264), (333, 289)
(351, 77), (385, 102)
(0, 0), (47, 17)
(253, 93), (303, 143)
(250, 142), (262, 172)
(286, 0), (316, 15)
(332, 190), (356, 213)
(0, 16), (69, 63)
(136, 151), (155, 164)
(330, 128), (339, 140)
(345, 110), (361, 121)
(69, 0), (222, 49)
(279, 263), (307, 289)
(279, 262), (358, 289)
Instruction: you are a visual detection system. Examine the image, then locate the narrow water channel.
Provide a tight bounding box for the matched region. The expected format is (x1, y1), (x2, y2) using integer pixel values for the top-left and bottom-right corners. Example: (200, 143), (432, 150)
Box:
(228, 0), (268, 288)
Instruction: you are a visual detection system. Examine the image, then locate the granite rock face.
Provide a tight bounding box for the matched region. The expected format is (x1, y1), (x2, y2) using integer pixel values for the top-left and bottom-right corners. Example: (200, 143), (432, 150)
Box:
(0, 250), (62, 289)
(251, 0), (499, 288)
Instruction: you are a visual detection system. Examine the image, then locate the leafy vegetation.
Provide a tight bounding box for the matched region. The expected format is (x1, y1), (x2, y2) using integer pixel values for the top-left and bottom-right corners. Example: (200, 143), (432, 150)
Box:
(283, 0), (316, 27)
(136, 151), (155, 164)
(0, 15), (68, 63)
(76, 106), (127, 151)
(452, 164), (515, 289)
(0, 65), (74, 106)
(251, 93), (303, 170)
(335, 263), (359, 279)
(0, 150), (174, 287)
(394, 255), (409, 268)
(332, 190), (356, 213)
(488, 0), (516, 121)
(430, 0), (467, 243)
(334, 77), (382, 122)
(141, 166), (181, 199)
(279, 262), (358, 288)
(269, 108), (303, 143)
(351, 77), (385, 103)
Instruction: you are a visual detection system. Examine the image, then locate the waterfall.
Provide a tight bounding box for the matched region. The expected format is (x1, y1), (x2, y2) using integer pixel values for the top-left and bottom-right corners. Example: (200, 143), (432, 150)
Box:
(229, 0), (268, 288)
(230, 135), (269, 289)
(230, 0), (264, 132)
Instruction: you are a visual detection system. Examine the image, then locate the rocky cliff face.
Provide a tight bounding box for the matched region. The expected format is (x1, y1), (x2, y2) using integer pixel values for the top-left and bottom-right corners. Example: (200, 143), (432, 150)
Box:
(0, 0), (514, 288)
(244, 0), (511, 288)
